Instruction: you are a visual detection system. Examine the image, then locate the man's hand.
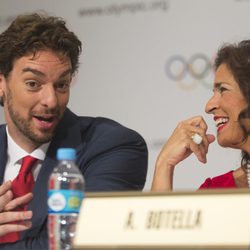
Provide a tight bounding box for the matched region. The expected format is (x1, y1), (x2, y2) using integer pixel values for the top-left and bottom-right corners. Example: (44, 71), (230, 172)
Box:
(0, 181), (33, 236)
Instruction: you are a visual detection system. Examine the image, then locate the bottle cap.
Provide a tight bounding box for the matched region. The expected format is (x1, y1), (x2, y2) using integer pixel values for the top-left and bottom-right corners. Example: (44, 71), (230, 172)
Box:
(57, 148), (76, 161)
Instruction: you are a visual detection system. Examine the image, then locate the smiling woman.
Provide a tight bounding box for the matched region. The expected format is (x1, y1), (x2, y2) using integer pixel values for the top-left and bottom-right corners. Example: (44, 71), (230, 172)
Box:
(151, 40), (250, 191)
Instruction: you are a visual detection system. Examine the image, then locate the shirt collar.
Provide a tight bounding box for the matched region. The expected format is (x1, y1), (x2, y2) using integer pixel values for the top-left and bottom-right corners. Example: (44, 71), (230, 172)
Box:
(6, 126), (50, 165)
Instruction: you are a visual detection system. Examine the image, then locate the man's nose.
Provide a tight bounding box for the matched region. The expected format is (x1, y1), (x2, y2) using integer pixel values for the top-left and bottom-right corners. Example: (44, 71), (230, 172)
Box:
(40, 86), (58, 108)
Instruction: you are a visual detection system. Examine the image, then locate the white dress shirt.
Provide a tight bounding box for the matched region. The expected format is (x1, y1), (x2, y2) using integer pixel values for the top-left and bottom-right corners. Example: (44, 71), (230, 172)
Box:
(4, 127), (50, 182)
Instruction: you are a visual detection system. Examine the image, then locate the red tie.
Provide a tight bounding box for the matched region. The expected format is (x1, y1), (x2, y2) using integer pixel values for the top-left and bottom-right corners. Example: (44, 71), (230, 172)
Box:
(0, 155), (38, 243)
(12, 156), (37, 198)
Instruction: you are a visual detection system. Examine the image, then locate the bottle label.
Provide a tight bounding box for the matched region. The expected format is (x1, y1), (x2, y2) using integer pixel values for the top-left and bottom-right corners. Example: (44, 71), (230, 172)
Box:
(48, 190), (83, 213)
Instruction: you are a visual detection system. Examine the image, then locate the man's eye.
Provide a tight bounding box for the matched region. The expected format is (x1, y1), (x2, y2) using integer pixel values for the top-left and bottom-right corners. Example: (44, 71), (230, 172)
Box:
(56, 82), (70, 90)
(26, 81), (40, 89)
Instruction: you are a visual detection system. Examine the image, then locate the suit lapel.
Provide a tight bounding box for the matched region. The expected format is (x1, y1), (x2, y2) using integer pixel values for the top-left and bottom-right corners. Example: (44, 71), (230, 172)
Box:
(0, 125), (7, 184)
(28, 152), (57, 226)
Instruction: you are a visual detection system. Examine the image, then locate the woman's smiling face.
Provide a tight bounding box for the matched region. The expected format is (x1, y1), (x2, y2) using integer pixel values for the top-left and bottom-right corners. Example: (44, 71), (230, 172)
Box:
(205, 63), (248, 149)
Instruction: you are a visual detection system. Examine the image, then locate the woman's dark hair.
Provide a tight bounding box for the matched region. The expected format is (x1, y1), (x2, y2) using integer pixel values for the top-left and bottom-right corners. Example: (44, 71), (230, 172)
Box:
(215, 40), (250, 166)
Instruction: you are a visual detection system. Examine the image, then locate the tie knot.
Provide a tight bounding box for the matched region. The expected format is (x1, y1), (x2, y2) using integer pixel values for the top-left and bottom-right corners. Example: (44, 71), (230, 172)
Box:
(20, 155), (38, 174)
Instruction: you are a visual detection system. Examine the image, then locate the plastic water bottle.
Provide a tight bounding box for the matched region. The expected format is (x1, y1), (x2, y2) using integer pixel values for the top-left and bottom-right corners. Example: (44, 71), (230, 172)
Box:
(48, 148), (85, 250)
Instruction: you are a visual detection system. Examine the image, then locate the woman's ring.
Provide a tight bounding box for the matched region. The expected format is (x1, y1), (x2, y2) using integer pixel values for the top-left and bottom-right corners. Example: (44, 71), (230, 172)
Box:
(191, 133), (202, 145)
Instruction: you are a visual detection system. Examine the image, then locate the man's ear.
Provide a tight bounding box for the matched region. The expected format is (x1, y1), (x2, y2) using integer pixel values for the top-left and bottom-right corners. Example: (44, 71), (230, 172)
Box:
(0, 74), (6, 106)
(0, 74), (5, 97)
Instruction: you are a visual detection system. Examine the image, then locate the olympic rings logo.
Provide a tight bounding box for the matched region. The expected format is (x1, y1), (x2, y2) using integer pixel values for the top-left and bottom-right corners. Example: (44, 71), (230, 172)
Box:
(165, 54), (214, 90)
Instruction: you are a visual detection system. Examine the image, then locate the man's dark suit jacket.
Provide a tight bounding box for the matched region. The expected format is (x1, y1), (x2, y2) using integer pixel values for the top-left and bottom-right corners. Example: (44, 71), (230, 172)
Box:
(0, 108), (148, 249)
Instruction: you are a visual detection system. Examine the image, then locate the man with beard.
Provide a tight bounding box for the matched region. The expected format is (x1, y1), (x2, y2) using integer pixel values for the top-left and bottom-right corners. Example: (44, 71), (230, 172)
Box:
(0, 12), (148, 249)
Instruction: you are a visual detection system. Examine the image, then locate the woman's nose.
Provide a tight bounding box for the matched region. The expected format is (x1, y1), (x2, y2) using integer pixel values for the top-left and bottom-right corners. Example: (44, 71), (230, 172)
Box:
(205, 93), (219, 114)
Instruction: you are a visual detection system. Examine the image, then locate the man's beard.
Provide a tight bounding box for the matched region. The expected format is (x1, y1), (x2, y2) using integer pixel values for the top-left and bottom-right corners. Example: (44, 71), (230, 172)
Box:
(6, 91), (61, 145)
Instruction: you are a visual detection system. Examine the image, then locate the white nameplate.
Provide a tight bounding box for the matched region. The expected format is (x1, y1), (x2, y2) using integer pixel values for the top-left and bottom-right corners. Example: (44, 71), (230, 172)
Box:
(74, 189), (250, 249)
